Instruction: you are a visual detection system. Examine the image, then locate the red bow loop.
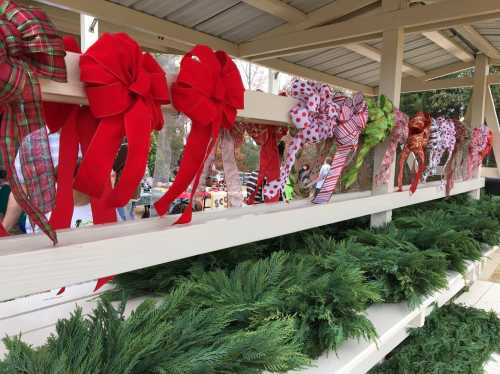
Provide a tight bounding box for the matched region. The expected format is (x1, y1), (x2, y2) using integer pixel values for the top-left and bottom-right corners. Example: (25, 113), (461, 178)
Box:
(154, 44), (244, 222)
(74, 32), (169, 207)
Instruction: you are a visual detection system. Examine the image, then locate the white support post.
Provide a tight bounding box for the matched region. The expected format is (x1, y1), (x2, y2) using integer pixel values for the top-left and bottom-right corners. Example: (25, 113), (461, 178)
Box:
(485, 87), (500, 175)
(80, 14), (99, 52)
(267, 68), (279, 95)
(468, 54), (489, 199)
(370, 1), (405, 228)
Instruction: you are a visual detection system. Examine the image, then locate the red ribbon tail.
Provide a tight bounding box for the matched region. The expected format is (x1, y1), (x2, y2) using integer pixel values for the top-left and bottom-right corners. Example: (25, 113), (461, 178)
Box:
(56, 287), (66, 295)
(49, 109), (79, 230)
(105, 100), (151, 208)
(410, 153), (426, 194)
(74, 117), (124, 198)
(0, 222), (8, 236)
(94, 276), (114, 292)
(154, 123), (213, 217)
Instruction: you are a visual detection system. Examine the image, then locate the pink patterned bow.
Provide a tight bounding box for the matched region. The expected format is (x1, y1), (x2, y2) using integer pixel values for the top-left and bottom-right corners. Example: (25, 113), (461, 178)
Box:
(422, 116), (456, 183)
(375, 109), (409, 186)
(263, 79), (339, 199)
(312, 92), (368, 204)
(467, 123), (492, 180)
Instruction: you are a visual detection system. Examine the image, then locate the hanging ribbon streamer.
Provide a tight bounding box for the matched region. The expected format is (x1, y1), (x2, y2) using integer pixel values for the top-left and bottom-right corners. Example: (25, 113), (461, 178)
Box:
(196, 127), (244, 207)
(239, 122), (288, 204)
(74, 33), (169, 208)
(397, 112), (431, 194)
(312, 92), (368, 204)
(374, 109), (409, 186)
(422, 116), (456, 184)
(154, 45), (244, 223)
(342, 95), (395, 189)
(263, 79), (339, 199)
(0, 0), (66, 242)
(445, 120), (469, 196)
(466, 123), (492, 180)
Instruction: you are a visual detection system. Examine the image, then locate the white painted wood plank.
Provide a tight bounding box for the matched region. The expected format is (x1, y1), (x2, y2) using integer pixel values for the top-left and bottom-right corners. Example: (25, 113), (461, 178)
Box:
(454, 280), (495, 306)
(0, 179), (484, 302)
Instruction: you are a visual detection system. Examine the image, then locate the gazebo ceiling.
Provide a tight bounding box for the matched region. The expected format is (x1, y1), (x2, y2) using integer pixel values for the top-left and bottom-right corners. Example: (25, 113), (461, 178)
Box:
(32, 0), (500, 93)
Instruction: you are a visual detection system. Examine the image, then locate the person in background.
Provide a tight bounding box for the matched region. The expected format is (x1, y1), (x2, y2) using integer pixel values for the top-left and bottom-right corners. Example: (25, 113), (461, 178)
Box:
(314, 157), (332, 198)
(0, 170), (9, 219)
(298, 164), (311, 184)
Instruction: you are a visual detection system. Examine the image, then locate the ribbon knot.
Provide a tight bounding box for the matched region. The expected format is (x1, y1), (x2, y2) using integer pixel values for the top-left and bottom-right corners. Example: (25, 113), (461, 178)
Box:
(0, 0), (66, 242)
(154, 44), (244, 223)
(73, 33), (169, 208)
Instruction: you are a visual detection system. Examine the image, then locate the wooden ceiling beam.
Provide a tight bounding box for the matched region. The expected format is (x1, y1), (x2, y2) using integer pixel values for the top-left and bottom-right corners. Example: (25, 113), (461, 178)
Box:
(422, 31), (474, 62)
(241, 0), (306, 23)
(345, 42), (426, 77)
(454, 25), (500, 59)
(34, 0), (238, 55)
(253, 0), (380, 39)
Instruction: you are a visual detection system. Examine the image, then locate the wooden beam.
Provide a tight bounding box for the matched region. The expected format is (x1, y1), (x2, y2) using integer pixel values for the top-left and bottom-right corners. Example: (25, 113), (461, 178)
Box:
(241, 0), (306, 23)
(258, 58), (376, 95)
(345, 42), (426, 77)
(422, 31), (474, 62)
(254, 0), (380, 39)
(420, 61), (474, 81)
(454, 25), (500, 59)
(484, 86), (500, 175)
(401, 76), (474, 92)
(239, 0), (500, 59)
(34, 0), (238, 55)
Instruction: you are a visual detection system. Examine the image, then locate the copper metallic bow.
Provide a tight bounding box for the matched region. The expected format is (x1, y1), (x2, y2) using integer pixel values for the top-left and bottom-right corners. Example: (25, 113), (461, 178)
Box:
(397, 112), (431, 194)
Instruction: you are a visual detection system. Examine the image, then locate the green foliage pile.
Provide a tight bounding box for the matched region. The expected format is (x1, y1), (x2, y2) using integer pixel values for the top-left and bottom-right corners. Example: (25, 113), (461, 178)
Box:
(0, 285), (309, 374)
(2, 195), (499, 372)
(370, 304), (500, 374)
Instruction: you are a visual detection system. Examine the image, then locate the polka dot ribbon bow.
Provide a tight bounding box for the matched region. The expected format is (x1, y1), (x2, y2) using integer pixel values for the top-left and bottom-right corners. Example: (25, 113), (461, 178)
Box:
(374, 109), (409, 186)
(466, 123), (492, 180)
(312, 92), (368, 204)
(0, 0), (67, 241)
(422, 117), (456, 184)
(263, 79), (340, 199)
(154, 45), (245, 224)
(397, 112), (432, 194)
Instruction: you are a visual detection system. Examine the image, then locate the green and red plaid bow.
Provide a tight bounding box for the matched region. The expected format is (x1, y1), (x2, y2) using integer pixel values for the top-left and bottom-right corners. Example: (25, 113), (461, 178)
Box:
(0, 0), (66, 242)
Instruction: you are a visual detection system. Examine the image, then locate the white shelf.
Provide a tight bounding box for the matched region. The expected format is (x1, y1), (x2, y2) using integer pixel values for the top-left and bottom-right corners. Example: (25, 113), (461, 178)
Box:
(2, 246), (496, 370)
(0, 179), (484, 302)
(290, 246), (498, 374)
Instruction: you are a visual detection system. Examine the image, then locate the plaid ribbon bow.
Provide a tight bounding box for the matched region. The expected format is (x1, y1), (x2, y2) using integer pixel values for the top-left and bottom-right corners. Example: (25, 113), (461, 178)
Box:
(0, 0), (66, 242)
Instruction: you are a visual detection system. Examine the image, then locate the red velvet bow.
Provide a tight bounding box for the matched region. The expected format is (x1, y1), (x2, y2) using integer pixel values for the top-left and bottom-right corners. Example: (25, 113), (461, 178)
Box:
(44, 36), (117, 230)
(44, 37), (117, 295)
(73, 33), (169, 208)
(154, 45), (244, 223)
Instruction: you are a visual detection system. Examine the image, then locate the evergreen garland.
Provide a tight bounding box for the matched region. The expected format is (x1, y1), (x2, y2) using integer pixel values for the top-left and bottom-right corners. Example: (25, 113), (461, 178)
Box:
(2, 195), (499, 372)
(370, 304), (500, 374)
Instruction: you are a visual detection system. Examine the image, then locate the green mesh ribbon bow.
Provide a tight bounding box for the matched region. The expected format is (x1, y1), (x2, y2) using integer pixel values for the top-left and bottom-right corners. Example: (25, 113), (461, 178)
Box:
(342, 95), (395, 189)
